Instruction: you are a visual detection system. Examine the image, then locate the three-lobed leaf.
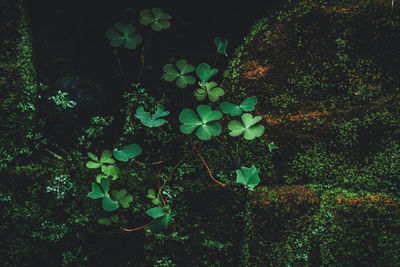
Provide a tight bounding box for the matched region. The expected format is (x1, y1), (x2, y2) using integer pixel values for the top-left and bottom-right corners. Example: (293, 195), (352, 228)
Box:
(135, 105), (169, 127)
(228, 113), (265, 140)
(235, 165), (261, 190)
(87, 178), (119, 212)
(194, 81), (224, 102)
(111, 189), (133, 208)
(220, 96), (258, 116)
(162, 59), (195, 88)
(86, 150), (115, 169)
(179, 105), (222, 140)
(139, 8), (172, 31)
(105, 22), (142, 49)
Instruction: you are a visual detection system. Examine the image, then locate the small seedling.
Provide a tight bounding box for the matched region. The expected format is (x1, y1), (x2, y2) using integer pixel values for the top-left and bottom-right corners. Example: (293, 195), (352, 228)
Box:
(214, 37), (228, 56)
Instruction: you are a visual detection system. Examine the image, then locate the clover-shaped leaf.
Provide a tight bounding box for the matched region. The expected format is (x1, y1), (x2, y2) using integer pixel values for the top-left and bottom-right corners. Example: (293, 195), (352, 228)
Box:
(86, 150), (115, 169)
(228, 113), (265, 140)
(194, 81), (225, 102)
(87, 177), (119, 212)
(96, 165), (120, 183)
(139, 8), (172, 31)
(98, 215), (119, 226)
(235, 165), (260, 190)
(196, 63), (218, 84)
(135, 105), (169, 127)
(106, 22), (142, 49)
(214, 37), (228, 56)
(179, 105), (222, 140)
(146, 189), (162, 206)
(113, 144), (142, 162)
(220, 96), (258, 116)
(162, 59), (195, 88)
(111, 189), (133, 208)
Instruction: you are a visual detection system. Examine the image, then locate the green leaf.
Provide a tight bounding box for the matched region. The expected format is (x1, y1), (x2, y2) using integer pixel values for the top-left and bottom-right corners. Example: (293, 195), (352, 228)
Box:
(140, 8), (172, 31)
(113, 144), (142, 162)
(152, 198), (162, 206)
(87, 152), (98, 161)
(146, 207), (164, 219)
(86, 161), (102, 169)
(102, 196), (119, 212)
(149, 213), (172, 233)
(194, 82), (224, 102)
(146, 189), (156, 199)
(214, 37), (228, 56)
(96, 173), (108, 183)
(111, 189), (133, 208)
(110, 215), (119, 223)
(196, 63), (218, 83)
(179, 105), (222, 140)
(220, 96), (258, 116)
(235, 165), (261, 190)
(162, 59), (195, 88)
(228, 113), (265, 140)
(87, 183), (105, 199)
(135, 105), (169, 127)
(268, 142), (279, 152)
(100, 150), (115, 164)
(105, 22), (142, 49)
(101, 165), (120, 180)
(240, 96), (258, 111)
(98, 217), (112, 226)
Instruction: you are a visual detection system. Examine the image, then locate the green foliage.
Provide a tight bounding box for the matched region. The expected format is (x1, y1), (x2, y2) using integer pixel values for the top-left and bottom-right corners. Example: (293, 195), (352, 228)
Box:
(113, 143), (142, 162)
(162, 59), (195, 88)
(268, 142), (278, 152)
(214, 37), (228, 56)
(96, 164), (120, 183)
(135, 105), (169, 127)
(111, 188), (133, 208)
(228, 113), (265, 140)
(139, 8), (172, 31)
(87, 177), (119, 212)
(86, 149), (115, 169)
(194, 81), (225, 102)
(146, 206), (173, 234)
(147, 189), (162, 206)
(235, 165), (261, 190)
(220, 96), (257, 116)
(105, 22), (142, 49)
(179, 105), (222, 140)
(98, 215), (119, 226)
(196, 63), (218, 84)
(48, 90), (76, 109)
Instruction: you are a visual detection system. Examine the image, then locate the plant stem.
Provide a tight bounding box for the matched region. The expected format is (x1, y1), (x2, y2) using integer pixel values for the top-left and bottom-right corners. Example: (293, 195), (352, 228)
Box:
(136, 30), (153, 82)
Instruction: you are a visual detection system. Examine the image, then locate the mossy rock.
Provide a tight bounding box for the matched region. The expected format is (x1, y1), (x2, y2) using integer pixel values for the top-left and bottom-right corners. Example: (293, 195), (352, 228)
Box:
(220, 0), (400, 191)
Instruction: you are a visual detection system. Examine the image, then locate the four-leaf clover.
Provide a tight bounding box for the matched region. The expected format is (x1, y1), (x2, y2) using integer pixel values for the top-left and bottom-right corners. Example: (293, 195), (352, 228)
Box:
(162, 59), (195, 88)
(135, 105), (169, 127)
(194, 82), (225, 102)
(228, 113), (265, 140)
(179, 105), (222, 140)
(235, 165), (261, 190)
(106, 22), (142, 49)
(139, 8), (172, 31)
